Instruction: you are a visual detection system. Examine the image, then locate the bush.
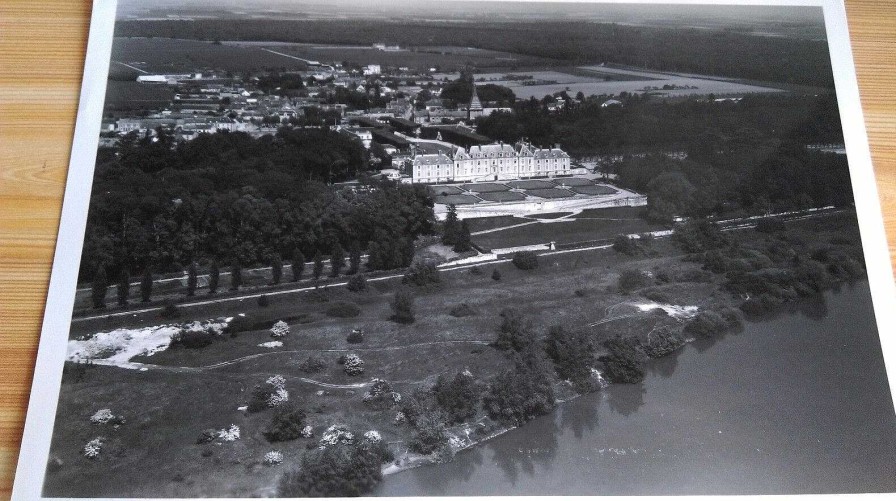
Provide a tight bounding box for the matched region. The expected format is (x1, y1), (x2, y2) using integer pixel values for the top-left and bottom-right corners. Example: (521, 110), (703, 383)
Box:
(643, 326), (686, 358)
(683, 310), (728, 339)
(325, 301), (361, 318)
(544, 325), (596, 391)
(493, 308), (537, 352)
(270, 320), (290, 338)
(170, 328), (216, 349)
(673, 219), (728, 253)
(346, 274), (367, 292)
(224, 315), (250, 337)
(160, 302), (180, 319)
(599, 336), (646, 384)
(612, 234), (642, 255)
(511, 251), (539, 270)
(278, 442), (383, 497)
(363, 379), (401, 410)
(258, 294), (270, 308)
(449, 303), (477, 317)
(432, 372), (481, 424)
(346, 328), (364, 344)
(264, 403), (307, 442)
(482, 354), (555, 426)
(390, 289), (415, 324)
(342, 354), (364, 376)
(402, 262), (441, 287)
(297, 356), (326, 373)
(249, 376), (289, 413)
(408, 413), (449, 455)
(755, 218), (786, 233)
(617, 269), (650, 294)
(470, 266), (482, 275)
(491, 268), (501, 281)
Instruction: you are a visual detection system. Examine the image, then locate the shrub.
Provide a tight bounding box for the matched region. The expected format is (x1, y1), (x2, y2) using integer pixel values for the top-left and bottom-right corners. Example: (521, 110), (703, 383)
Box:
(432, 372), (481, 424)
(683, 310), (728, 339)
(617, 269), (650, 294)
(482, 354), (555, 426)
(470, 266), (482, 275)
(390, 289), (415, 324)
(297, 356), (326, 373)
(264, 450), (284, 465)
(599, 336), (647, 384)
(612, 234), (642, 255)
(258, 294), (270, 308)
(224, 315), (249, 337)
(493, 308), (537, 352)
(363, 379), (402, 410)
(673, 218), (728, 253)
(491, 268), (501, 281)
(449, 303), (477, 317)
(346, 274), (367, 292)
(248, 376), (289, 412)
(160, 302), (180, 319)
(397, 393), (425, 426)
(755, 218), (786, 233)
(511, 251), (539, 270)
(170, 327), (216, 349)
(544, 325), (596, 391)
(347, 328), (365, 344)
(270, 320), (290, 338)
(342, 354), (365, 376)
(408, 413), (449, 455)
(277, 442), (383, 497)
(264, 403), (307, 442)
(643, 326), (686, 358)
(402, 262), (441, 287)
(326, 301), (361, 318)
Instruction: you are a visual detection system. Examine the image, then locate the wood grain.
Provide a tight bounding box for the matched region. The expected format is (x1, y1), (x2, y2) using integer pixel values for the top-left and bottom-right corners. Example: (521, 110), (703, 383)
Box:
(0, 0), (893, 497)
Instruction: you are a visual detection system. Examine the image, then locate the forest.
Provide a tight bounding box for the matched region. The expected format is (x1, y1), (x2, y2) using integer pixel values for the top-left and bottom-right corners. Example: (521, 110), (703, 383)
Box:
(116, 19), (834, 88)
(79, 128), (435, 283)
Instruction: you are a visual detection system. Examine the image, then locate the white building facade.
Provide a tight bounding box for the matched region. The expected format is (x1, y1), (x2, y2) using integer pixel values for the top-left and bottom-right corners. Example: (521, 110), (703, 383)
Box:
(412, 142), (571, 183)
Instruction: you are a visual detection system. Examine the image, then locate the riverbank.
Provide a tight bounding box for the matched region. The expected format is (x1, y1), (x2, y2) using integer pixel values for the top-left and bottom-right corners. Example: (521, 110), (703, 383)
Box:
(44, 210), (870, 497)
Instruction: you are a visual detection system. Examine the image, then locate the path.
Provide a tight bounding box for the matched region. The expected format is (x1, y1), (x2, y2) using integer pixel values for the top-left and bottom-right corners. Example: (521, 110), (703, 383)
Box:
(112, 61), (147, 73)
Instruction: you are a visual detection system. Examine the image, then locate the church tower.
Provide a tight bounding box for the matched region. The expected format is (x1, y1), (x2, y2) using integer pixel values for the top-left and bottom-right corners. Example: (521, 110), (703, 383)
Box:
(468, 85), (483, 120)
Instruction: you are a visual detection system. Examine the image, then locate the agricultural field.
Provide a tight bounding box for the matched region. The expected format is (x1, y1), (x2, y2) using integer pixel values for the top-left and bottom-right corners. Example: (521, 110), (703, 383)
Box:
(103, 81), (177, 112)
(233, 43), (550, 73)
(111, 37), (310, 75)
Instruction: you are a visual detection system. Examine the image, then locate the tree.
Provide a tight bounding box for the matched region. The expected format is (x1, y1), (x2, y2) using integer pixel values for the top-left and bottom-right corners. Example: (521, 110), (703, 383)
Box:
(264, 402), (307, 442)
(208, 260), (220, 294)
(230, 259), (242, 290)
(442, 204), (460, 247)
(432, 372), (481, 424)
(91, 266), (108, 309)
(186, 262), (197, 296)
(482, 350), (555, 426)
(390, 289), (415, 324)
(493, 308), (537, 352)
(116, 268), (130, 307)
(313, 250), (324, 281)
(512, 251), (539, 270)
(647, 171), (697, 223)
(271, 253), (283, 285)
(348, 241), (362, 275)
(291, 250), (305, 282)
(330, 243), (345, 277)
(599, 336), (647, 384)
(453, 220), (472, 253)
(492, 268), (501, 281)
(346, 274), (367, 292)
(140, 267), (153, 302)
(544, 325), (596, 391)
(278, 442), (383, 497)
(408, 413), (449, 455)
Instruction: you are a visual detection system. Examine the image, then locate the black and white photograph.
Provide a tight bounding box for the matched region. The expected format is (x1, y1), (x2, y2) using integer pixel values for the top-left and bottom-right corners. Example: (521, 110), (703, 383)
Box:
(10, 0), (896, 498)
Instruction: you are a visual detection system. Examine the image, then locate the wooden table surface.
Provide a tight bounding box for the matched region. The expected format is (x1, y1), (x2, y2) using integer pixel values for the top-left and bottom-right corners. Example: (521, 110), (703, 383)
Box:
(1, 0), (894, 497)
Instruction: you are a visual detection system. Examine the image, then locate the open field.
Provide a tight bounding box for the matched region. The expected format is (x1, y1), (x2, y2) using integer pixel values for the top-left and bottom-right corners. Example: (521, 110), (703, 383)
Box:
(432, 194), (480, 205)
(527, 188), (576, 199)
(436, 65), (786, 100)
(472, 216), (664, 250)
(111, 37), (310, 74)
(477, 192), (527, 203)
(506, 179), (556, 190)
(103, 81), (177, 112)
(462, 183), (510, 193)
(571, 185), (618, 196)
(239, 43), (549, 73)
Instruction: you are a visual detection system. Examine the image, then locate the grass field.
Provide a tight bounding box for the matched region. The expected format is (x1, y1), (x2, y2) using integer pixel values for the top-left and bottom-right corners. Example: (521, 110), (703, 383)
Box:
(570, 185), (618, 196)
(462, 183), (510, 193)
(429, 185), (465, 196)
(112, 37), (310, 74)
(506, 179), (555, 190)
(433, 194), (480, 205)
(472, 215), (665, 249)
(477, 192), (527, 203)
(554, 177), (595, 187)
(526, 188), (575, 199)
(104, 81), (177, 112)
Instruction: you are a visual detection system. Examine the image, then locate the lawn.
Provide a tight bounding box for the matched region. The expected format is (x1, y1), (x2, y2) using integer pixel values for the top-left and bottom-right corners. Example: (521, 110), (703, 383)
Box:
(570, 185), (618, 196)
(464, 216), (524, 233)
(526, 188), (576, 199)
(553, 177), (595, 187)
(473, 215), (664, 249)
(477, 191), (527, 203)
(462, 183), (510, 193)
(506, 179), (555, 190)
(433, 194), (481, 205)
(429, 185), (465, 196)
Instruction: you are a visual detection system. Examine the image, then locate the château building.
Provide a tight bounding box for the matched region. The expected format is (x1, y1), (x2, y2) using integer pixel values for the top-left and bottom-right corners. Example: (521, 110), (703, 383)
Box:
(412, 141), (571, 183)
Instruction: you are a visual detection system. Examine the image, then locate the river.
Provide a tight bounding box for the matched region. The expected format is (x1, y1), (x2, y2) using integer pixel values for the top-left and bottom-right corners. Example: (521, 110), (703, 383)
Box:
(376, 283), (896, 495)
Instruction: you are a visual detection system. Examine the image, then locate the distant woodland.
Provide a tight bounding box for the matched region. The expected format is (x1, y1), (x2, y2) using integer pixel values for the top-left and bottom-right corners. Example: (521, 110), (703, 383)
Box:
(116, 20), (834, 88)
